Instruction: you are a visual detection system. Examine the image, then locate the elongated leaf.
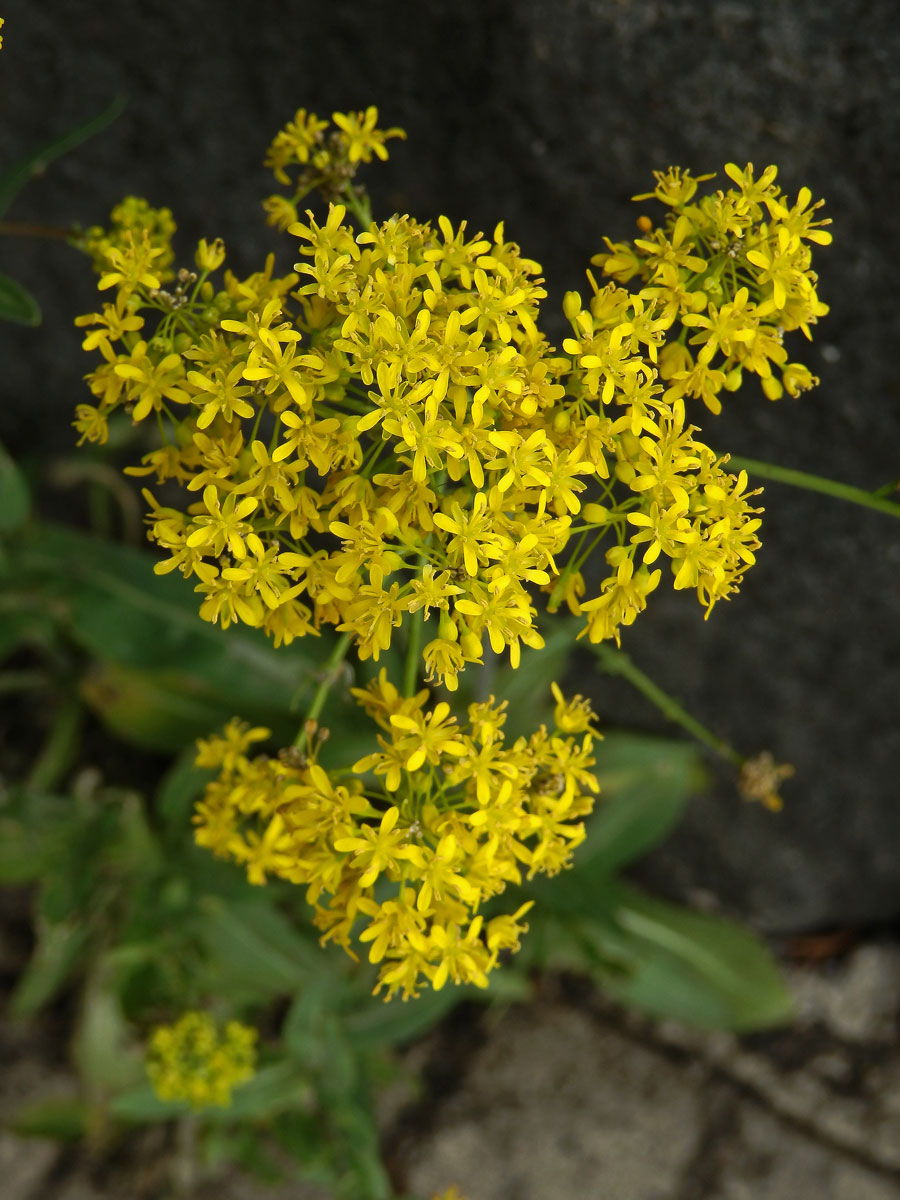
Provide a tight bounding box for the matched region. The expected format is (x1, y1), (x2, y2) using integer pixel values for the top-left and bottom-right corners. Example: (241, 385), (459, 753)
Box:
(0, 439), (31, 531)
(12, 523), (331, 740)
(72, 978), (142, 1094)
(526, 871), (791, 1031)
(196, 897), (320, 1002)
(0, 96), (126, 219)
(156, 750), (214, 829)
(584, 920), (736, 1028)
(10, 918), (90, 1017)
(579, 733), (707, 874)
(80, 660), (257, 752)
(344, 982), (466, 1048)
(8, 1096), (90, 1141)
(608, 881), (792, 1029)
(110, 1062), (310, 1125)
(0, 817), (56, 884)
(0, 273), (40, 326)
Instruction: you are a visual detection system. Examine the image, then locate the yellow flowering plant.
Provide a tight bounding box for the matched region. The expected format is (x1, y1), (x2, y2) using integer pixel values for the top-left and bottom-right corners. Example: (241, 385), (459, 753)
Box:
(67, 105), (840, 1005)
(8, 89), (900, 1200)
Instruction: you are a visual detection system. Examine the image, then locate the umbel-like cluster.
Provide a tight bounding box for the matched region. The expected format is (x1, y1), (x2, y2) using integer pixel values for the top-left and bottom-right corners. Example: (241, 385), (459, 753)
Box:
(194, 677), (598, 999)
(146, 1011), (257, 1108)
(74, 108), (830, 683)
(74, 108), (829, 1005)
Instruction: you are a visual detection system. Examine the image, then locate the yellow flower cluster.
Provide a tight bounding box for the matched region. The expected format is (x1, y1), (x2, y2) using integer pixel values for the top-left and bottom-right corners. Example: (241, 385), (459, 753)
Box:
(77, 121), (827, 672)
(146, 1010), (257, 1108)
(262, 105), (405, 231)
(76, 194), (177, 281)
(594, 162), (831, 410)
(194, 677), (599, 999)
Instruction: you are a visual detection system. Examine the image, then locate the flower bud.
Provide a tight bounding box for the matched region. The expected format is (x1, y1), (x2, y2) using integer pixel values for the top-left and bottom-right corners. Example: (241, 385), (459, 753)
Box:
(723, 366), (743, 392)
(582, 502), (610, 525)
(562, 291), (582, 322)
(438, 612), (458, 643)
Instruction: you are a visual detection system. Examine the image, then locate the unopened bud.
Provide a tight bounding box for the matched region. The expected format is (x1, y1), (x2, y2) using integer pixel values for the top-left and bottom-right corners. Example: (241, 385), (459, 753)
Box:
(562, 291), (582, 322)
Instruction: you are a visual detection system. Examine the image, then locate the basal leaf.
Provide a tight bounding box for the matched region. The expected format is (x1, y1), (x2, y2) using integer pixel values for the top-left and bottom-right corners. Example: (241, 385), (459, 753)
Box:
(0, 439), (31, 531)
(578, 733), (707, 874)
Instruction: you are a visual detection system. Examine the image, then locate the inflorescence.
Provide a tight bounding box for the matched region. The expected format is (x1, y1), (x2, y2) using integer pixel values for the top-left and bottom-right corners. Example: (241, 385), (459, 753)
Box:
(75, 108), (829, 1006)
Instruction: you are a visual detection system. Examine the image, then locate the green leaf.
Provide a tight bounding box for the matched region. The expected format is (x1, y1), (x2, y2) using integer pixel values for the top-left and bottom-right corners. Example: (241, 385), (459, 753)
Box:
(0, 96), (126, 219)
(561, 879), (792, 1031)
(579, 733), (707, 874)
(79, 660), (251, 753)
(223, 1061), (313, 1120)
(282, 976), (344, 1066)
(196, 897), (320, 1003)
(0, 440), (31, 532)
(0, 273), (41, 326)
(8, 1096), (90, 1141)
(110, 1062), (311, 1125)
(155, 751), (214, 830)
(607, 882), (793, 1030)
(525, 870), (792, 1031)
(12, 523), (332, 745)
(10, 918), (90, 1017)
(108, 1084), (184, 1123)
(344, 982), (464, 1048)
(72, 977), (142, 1095)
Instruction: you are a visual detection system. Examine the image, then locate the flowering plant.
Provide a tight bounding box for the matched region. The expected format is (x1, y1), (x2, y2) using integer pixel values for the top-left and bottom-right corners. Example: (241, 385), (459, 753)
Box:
(71, 107), (832, 1005)
(65, 105), (840, 1012)
(12, 88), (894, 1200)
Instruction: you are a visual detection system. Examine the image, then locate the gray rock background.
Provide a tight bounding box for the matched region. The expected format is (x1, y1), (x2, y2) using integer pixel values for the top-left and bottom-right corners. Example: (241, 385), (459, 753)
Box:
(0, 0), (897, 931)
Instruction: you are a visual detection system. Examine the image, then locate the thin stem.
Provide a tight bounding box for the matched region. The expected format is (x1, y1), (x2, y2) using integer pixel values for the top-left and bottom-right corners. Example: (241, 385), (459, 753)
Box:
(403, 611), (423, 698)
(172, 1112), (197, 1198)
(0, 219), (75, 240)
(293, 631), (354, 750)
(593, 643), (742, 766)
(341, 183), (373, 229)
(728, 454), (900, 519)
(0, 670), (49, 695)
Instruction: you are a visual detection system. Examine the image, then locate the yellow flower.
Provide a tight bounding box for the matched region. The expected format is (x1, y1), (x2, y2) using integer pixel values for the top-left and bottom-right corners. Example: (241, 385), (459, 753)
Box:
(332, 106), (405, 164)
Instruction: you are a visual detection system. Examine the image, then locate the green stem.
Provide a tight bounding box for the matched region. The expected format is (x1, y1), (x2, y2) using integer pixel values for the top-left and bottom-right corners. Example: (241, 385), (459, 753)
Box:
(403, 611), (423, 698)
(593, 643), (742, 766)
(728, 455), (900, 519)
(293, 631), (354, 750)
(0, 219), (75, 240)
(0, 670), (49, 695)
(172, 1112), (197, 1198)
(341, 183), (373, 229)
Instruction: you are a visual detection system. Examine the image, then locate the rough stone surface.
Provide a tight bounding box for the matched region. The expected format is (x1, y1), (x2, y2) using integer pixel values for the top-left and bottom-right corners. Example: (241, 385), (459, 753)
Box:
(398, 973), (900, 1200)
(715, 1108), (898, 1200)
(6, 946), (900, 1198)
(0, 0), (898, 929)
(403, 1004), (706, 1200)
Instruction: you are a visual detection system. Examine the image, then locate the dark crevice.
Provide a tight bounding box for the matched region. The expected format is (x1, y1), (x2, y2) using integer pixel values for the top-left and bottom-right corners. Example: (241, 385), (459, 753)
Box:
(672, 1084), (742, 1200)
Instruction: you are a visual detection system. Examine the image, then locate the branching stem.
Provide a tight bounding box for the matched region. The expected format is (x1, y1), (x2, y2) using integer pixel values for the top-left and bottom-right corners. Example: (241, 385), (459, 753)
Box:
(593, 642), (742, 766)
